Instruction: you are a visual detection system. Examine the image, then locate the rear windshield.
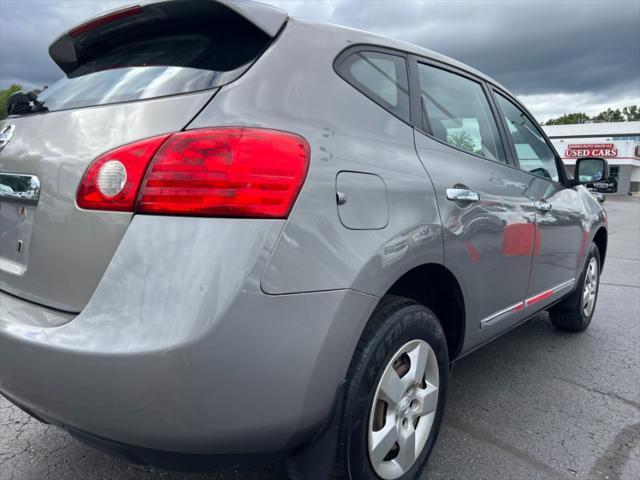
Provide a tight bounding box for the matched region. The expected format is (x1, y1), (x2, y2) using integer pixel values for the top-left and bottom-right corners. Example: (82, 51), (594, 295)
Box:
(38, 22), (270, 112)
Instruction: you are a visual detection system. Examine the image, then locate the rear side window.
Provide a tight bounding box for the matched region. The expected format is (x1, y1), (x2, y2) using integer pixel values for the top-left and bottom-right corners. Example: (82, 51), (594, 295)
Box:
(37, 15), (271, 112)
(418, 63), (506, 163)
(495, 94), (560, 182)
(338, 51), (411, 122)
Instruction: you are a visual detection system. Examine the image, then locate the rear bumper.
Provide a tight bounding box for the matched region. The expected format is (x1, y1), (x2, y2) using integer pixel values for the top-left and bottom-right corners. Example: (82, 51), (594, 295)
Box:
(1, 390), (287, 470)
(0, 215), (377, 456)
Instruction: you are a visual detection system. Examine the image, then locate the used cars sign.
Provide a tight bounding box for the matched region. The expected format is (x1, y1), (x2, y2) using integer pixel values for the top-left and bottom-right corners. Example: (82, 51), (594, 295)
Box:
(565, 143), (619, 158)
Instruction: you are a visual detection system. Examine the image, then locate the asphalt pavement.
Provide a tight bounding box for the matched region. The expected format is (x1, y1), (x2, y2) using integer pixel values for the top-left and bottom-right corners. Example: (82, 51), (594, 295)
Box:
(1, 196), (639, 480)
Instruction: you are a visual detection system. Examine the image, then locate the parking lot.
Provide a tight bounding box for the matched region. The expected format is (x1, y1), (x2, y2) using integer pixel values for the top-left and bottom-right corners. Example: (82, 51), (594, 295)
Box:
(1, 196), (638, 480)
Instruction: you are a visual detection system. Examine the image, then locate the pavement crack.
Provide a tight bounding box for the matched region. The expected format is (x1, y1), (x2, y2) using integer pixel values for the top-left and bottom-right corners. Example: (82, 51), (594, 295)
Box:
(553, 376), (640, 411)
(446, 417), (573, 480)
(600, 282), (640, 289)
(607, 255), (640, 262)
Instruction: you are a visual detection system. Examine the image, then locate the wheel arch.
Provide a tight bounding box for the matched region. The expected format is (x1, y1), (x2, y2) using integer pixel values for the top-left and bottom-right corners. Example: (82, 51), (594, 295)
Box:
(593, 227), (607, 270)
(377, 263), (466, 360)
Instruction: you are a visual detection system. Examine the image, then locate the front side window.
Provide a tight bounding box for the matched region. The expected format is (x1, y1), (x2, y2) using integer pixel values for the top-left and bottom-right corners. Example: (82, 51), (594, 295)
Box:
(495, 94), (560, 182)
(339, 51), (411, 122)
(417, 63), (506, 162)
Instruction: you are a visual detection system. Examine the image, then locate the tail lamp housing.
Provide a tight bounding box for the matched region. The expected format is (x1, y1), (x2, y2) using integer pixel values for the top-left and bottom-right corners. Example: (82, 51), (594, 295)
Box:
(77, 128), (310, 218)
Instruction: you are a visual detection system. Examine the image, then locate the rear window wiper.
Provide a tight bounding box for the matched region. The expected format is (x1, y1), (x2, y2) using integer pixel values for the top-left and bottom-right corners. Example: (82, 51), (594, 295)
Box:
(7, 90), (48, 116)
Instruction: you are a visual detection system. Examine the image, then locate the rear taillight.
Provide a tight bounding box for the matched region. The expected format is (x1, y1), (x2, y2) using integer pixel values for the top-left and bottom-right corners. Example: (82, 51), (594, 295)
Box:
(77, 128), (310, 218)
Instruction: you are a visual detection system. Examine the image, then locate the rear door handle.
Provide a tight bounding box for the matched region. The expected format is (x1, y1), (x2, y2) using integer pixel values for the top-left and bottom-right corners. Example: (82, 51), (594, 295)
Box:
(446, 188), (480, 203)
(535, 200), (552, 212)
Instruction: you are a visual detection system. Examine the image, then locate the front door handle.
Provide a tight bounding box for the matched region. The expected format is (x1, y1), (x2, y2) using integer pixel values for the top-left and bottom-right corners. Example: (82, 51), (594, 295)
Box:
(446, 188), (480, 203)
(535, 200), (552, 212)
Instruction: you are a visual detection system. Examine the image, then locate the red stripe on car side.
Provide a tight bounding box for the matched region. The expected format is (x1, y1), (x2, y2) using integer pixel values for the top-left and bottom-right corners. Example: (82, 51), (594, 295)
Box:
(525, 289), (554, 306)
(511, 302), (525, 313)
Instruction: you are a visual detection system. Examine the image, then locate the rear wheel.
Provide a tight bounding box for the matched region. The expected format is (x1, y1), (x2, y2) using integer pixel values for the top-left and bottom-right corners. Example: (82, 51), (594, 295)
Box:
(549, 243), (601, 332)
(335, 297), (449, 480)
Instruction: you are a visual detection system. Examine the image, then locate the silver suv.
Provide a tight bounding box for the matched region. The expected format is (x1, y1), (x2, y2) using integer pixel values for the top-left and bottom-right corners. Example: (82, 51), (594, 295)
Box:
(0, 1), (609, 479)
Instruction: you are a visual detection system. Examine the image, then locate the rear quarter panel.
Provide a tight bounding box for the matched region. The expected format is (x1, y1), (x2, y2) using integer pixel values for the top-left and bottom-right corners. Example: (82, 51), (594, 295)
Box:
(189, 19), (443, 297)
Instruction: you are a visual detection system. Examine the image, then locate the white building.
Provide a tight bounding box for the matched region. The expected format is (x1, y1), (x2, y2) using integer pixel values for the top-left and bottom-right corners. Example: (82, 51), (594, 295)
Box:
(543, 121), (640, 194)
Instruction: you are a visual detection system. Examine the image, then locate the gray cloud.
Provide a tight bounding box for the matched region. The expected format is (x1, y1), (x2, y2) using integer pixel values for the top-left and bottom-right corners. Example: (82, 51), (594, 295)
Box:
(1, 0), (639, 121)
(0, 1), (128, 87)
(275, 1), (640, 100)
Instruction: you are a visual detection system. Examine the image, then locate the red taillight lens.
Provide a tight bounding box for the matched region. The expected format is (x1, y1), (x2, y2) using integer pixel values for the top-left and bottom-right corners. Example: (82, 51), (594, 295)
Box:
(69, 6), (144, 38)
(77, 135), (169, 211)
(77, 128), (310, 218)
(137, 128), (309, 218)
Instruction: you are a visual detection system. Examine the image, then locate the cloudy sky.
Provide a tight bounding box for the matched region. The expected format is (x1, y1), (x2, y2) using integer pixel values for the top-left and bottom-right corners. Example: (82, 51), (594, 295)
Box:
(0, 0), (638, 121)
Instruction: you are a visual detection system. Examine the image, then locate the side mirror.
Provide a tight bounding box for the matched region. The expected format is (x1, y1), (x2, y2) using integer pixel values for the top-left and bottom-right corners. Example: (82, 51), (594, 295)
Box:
(575, 157), (609, 185)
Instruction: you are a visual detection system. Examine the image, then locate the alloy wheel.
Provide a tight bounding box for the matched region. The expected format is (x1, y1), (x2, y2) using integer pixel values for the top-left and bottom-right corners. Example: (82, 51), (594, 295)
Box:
(368, 339), (439, 479)
(582, 257), (599, 317)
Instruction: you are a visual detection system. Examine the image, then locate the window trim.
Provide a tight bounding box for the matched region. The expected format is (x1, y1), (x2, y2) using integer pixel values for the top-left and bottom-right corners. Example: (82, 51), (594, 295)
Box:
(333, 44), (413, 126)
(333, 43), (570, 184)
(490, 87), (571, 188)
(410, 55), (515, 168)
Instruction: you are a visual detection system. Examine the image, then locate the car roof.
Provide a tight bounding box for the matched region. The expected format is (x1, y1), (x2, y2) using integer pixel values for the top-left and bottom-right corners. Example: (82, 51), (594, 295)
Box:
(291, 17), (512, 95)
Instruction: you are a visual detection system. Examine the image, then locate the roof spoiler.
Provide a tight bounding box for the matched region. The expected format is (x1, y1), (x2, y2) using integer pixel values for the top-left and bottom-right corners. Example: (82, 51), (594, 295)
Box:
(49, 0), (288, 75)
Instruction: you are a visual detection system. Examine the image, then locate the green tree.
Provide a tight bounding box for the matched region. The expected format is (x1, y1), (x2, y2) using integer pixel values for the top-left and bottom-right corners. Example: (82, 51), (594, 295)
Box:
(0, 84), (23, 120)
(447, 130), (478, 154)
(542, 105), (640, 125)
(622, 105), (640, 121)
(544, 112), (590, 125)
(593, 107), (624, 123)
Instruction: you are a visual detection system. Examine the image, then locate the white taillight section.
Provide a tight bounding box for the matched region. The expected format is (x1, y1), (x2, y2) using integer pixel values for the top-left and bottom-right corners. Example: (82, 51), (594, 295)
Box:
(97, 160), (127, 197)
(76, 135), (169, 211)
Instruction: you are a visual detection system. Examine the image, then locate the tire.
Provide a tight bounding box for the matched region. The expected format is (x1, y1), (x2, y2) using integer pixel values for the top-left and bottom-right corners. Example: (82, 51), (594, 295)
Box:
(549, 243), (601, 332)
(334, 296), (449, 480)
